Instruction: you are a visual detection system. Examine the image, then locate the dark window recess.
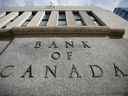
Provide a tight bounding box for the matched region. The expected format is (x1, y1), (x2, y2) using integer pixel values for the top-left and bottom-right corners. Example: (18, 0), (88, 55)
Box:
(73, 11), (85, 26)
(22, 11), (37, 27)
(40, 11), (51, 26)
(86, 11), (106, 26)
(19, 11), (24, 15)
(6, 11), (11, 15)
(58, 11), (67, 26)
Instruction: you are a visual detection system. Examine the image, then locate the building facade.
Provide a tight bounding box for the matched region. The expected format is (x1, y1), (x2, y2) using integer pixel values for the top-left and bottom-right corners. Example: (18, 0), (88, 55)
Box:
(0, 6), (128, 38)
(0, 6), (128, 96)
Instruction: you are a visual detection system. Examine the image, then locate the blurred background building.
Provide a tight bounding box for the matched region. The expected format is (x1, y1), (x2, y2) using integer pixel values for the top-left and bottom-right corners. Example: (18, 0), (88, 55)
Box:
(113, 0), (128, 21)
(114, 8), (128, 21)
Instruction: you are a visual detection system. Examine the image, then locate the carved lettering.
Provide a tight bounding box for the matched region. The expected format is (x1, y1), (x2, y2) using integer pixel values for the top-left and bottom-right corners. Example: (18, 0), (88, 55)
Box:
(0, 65), (15, 78)
(21, 65), (34, 78)
(81, 41), (91, 48)
(69, 64), (82, 78)
(34, 41), (41, 48)
(51, 51), (61, 60)
(48, 41), (58, 48)
(44, 65), (57, 78)
(65, 41), (74, 48)
(67, 51), (72, 60)
(113, 63), (128, 78)
(89, 65), (103, 78)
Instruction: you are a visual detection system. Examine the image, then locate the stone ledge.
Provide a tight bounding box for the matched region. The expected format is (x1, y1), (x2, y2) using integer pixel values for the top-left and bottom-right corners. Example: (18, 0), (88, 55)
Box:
(0, 27), (125, 39)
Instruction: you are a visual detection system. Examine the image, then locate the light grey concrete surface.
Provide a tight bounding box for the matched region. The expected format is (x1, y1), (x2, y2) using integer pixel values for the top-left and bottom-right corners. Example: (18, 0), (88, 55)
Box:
(0, 37), (128, 96)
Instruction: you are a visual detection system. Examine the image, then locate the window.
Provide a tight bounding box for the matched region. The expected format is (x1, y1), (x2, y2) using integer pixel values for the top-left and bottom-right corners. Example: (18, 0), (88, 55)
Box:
(22, 11), (37, 27)
(58, 11), (67, 26)
(73, 11), (85, 26)
(40, 11), (51, 26)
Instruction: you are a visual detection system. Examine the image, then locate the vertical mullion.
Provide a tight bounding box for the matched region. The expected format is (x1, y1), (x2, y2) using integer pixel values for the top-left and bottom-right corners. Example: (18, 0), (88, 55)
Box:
(66, 11), (76, 26)
(79, 11), (97, 26)
(27, 11), (45, 27)
(0, 12), (19, 28)
(6, 12), (32, 28)
(47, 11), (58, 27)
